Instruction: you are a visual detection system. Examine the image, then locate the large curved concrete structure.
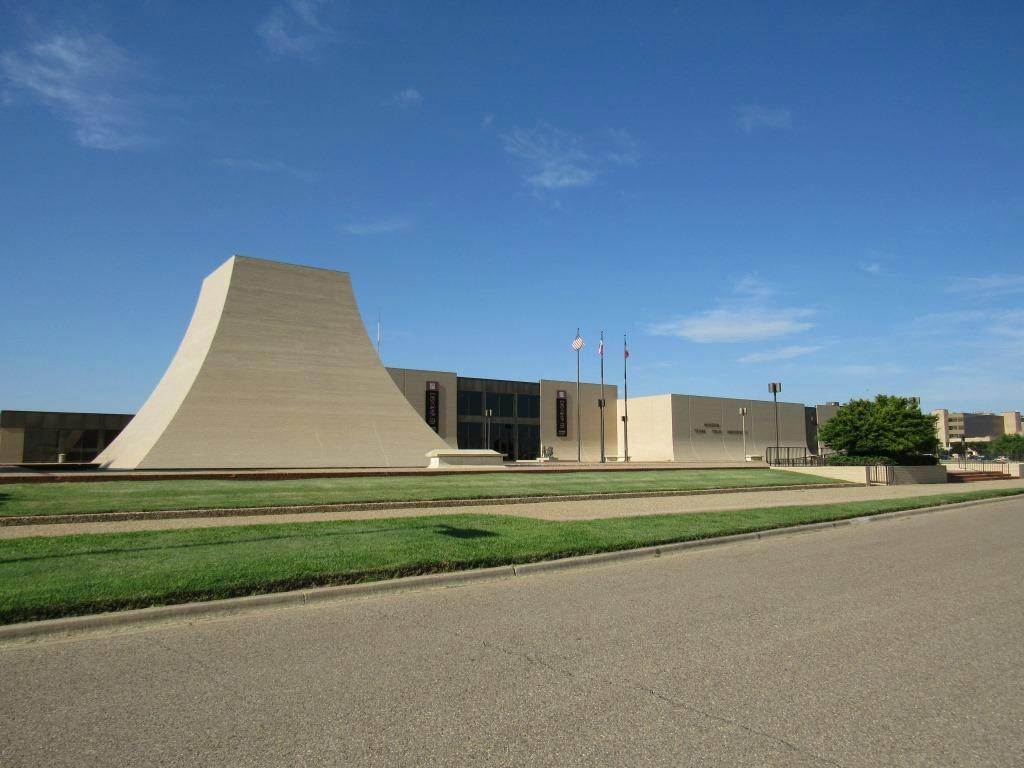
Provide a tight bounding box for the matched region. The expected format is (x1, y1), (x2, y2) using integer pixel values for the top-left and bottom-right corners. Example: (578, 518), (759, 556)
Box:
(97, 255), (449, 469)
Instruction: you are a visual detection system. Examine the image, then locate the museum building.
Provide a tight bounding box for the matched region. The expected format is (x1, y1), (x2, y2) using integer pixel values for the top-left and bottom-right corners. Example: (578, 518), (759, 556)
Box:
(0, 255), (823, 468)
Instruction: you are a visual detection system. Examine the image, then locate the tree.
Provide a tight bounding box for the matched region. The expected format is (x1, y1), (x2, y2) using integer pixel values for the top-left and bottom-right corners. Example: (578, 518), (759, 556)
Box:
(987, 433), (1024, 459)
(818, 395), (939, 461)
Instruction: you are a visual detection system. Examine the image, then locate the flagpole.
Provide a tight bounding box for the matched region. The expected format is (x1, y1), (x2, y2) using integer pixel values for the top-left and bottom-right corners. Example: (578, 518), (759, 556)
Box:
(623, 333), (629, 463)
(599, 331), (606, 463)
(575, 327), (581, 463)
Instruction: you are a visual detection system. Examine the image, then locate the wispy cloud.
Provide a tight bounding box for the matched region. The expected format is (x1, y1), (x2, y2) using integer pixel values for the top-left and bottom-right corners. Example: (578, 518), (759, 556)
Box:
(215, 157), (315, 181)
(739, 345), (823, 364)
(342, 217), (410, 235)
(2, 32), (147, 150)
(734, 104), (792, 134)
(733, 273), (775, 298)
(481, 113), (495, 128)
(649, 307), (815, 343)
(259, 0), (335, 58)
(387, 88), (422, 108)
(988, 309), (1024, 339)
(500, 123), (639, 192)
(859, 261), (882, 275)
(946, 274), (1024, 297)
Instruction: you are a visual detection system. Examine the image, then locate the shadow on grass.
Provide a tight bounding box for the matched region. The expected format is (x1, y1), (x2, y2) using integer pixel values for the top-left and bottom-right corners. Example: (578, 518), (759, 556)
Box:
(0, 520), (505, 565)
(436, 525), (499, 539)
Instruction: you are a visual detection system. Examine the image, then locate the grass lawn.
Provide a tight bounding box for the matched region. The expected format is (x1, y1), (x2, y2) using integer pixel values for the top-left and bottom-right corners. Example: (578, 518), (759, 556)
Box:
(1, 487), (1021, 625)
(0, 469), (836, 518)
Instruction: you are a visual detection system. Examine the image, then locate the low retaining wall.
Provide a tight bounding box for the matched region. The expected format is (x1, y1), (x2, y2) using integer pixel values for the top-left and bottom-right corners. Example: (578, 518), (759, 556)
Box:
(772, 465), (948, 484)
(774, 466), (869, 483)
(891, 465), (947, 484)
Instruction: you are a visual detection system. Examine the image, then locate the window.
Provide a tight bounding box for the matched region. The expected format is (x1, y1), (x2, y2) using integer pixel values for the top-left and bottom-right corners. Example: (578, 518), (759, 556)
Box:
(486, 392), (514, 418)
(517, 394), (540, 419)
(458, 391), (482, 417)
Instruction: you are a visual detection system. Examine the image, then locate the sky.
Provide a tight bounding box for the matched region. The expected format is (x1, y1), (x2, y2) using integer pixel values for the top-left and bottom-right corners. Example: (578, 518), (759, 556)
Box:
(1, 0), (1022, 415)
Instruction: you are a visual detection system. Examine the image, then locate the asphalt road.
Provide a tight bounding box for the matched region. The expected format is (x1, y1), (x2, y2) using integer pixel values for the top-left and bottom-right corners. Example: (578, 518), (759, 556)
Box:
(2, 498), (1022, 767)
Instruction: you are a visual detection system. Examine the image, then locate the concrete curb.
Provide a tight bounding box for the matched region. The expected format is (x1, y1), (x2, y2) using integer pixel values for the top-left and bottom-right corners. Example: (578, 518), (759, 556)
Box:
(0, 482), (855, 527)
(0, 494), (1014, 644)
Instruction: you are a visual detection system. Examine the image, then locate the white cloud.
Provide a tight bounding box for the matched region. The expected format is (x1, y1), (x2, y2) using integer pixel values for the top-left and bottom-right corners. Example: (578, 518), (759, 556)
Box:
(739, 345), (823, 364)
(989, 309), (1024, 338)
(387, 88), (423, 108)
(649, 307), (815, 343)
(259, 0), (335, 58)
(215, 157), (315, 181)
(500, 123), (638, 192)
(733, 274), (775, 298)
(1, 32), (146, 150)
(859, 261), (882, 275)
(735, 104), (792, 134)
(481, 113), (495, 128)
(946, 274), (1024, 297)
(342, 217), (410, 235)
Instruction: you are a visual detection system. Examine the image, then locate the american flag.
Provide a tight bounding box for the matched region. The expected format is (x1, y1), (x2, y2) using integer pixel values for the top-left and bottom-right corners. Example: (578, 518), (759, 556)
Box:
(598, 338), (604, 357)
(571, 333), (584, 351)
(624, 340), (630, 359)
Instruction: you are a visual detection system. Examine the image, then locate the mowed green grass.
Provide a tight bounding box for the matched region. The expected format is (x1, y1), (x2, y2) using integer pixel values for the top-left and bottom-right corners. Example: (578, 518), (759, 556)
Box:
(1, 487), (1020, 625)
(0, 469), (835, 518)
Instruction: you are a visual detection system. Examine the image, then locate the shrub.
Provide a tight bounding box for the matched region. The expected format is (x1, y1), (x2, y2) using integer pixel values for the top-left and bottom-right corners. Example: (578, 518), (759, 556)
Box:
(825, 455), (895, 466)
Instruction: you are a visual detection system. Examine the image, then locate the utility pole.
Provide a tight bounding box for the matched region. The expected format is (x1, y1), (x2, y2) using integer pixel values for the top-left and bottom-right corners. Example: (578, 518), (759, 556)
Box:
(769, 382), (782, 464)
(739, 406), (748, 461)
(598, 331), (606, 463)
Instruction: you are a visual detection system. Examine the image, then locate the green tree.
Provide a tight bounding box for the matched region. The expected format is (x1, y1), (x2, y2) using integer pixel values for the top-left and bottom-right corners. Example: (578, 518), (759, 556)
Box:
(987, 433), (1024, 459)
(818, 395), (939, 461)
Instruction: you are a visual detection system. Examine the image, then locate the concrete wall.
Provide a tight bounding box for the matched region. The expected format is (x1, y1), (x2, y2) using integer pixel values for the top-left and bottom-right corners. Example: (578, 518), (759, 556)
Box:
(387, 368), (458, 448)
(618, 393), (811, 462)
(1004, 412), (1022, 436)
(890, 465), (947, 484)
(97, 255), (449, 469)
(772, 464), (947, 484)
(0, 427), (24, 463)
(540, 379), (617, 462)
(770, 466), (869, 483)
(616, 394), (673, 462)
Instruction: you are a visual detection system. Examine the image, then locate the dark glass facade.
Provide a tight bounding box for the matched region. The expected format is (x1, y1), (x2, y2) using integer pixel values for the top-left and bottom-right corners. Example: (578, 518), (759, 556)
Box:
(455, 377), (540, 460)
(0, 411), (134, 464)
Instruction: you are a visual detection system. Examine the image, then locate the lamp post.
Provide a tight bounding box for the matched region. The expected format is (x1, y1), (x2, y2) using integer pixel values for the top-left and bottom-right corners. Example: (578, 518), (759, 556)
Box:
(768, 382), (782, 463)
(739, 407), (748, 461)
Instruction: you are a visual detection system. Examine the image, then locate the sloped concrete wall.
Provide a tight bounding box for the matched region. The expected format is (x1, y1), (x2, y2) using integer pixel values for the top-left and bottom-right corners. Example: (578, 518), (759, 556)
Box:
(97, 256), (448, 469)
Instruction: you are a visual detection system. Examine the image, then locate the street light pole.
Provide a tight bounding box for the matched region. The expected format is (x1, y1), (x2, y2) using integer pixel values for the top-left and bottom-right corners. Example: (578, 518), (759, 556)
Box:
(768, 382), (782, 463)
(739, 407), (748, 461)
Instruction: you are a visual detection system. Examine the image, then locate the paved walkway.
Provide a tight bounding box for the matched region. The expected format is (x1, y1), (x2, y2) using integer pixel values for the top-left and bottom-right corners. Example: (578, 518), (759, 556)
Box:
(4, 478), (1021, 539)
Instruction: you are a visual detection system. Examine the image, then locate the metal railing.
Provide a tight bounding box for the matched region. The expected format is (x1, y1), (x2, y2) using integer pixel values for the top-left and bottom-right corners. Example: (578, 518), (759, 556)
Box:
(952, 459), (1011, 475)
(867, 465), (894, 485)
(765, 447), (825, 467)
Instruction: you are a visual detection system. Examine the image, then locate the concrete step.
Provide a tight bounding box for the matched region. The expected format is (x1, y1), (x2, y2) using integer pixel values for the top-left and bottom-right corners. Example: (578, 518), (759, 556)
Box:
(948, 472), (1011, 483)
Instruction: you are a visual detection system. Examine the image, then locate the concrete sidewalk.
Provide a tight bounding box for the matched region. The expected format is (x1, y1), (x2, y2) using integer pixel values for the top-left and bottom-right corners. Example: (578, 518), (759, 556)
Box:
(3, 478), (1022, 539)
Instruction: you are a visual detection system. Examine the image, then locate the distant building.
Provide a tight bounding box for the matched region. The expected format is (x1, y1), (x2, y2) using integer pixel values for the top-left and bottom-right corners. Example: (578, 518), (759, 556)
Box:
(932, 409), (1022, 448)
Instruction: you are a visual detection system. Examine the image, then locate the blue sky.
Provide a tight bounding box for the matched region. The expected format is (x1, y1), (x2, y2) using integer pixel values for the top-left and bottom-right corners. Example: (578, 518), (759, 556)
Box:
(1, 1), (1022, 414)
